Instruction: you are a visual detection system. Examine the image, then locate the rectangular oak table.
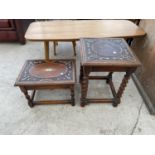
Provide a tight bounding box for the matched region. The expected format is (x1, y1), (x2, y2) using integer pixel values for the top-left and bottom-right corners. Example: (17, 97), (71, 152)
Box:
(15, 59), (76, 107)
(25, 20), (145, 61)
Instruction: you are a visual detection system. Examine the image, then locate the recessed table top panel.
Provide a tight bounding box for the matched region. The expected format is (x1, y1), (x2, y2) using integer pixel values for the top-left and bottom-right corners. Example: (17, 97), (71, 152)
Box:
(15, 59), (75, 86)
(29, 62), (67, 78)
(25, 20), (145, 41)
(80, 38), (141, 67)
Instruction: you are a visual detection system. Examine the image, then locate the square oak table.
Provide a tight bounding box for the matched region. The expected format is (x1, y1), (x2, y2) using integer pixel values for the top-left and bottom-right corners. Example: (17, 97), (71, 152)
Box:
(15, 59), (76, 107)
(80, 38), (141, 107)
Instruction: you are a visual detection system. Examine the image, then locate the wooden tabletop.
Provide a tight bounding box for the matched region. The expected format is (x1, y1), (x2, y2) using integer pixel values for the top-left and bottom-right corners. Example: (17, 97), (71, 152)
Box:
(80, 38), (141, 67)
(15, 59), (76, 86)
(25, 20), (146, 41)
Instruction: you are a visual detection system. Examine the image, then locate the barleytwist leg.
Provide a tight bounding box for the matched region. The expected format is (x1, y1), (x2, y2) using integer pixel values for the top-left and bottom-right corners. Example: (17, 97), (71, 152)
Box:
(113, 71), (132, 107)
(20, 87), (34, 108)
(71, 86), (75, 106)
(81, 76), (89, 107)
(80, 66), (83, 83)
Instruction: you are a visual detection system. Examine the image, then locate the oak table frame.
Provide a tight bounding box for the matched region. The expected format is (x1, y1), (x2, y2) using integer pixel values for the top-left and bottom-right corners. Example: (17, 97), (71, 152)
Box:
(53, 40), (76, 56)
(14, 59), (76, 107)
(79, 38), (141, 107)
(25, 20), (145, 61)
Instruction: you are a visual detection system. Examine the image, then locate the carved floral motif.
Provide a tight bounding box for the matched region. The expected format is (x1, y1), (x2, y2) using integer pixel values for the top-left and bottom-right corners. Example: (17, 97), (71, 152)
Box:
(18, 60), (74, 83)
(83, 38), (135, 61)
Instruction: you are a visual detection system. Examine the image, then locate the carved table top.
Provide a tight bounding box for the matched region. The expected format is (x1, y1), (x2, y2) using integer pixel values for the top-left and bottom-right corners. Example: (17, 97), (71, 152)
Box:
(15, 59), (76, 86)
(80, 38), (141, 67)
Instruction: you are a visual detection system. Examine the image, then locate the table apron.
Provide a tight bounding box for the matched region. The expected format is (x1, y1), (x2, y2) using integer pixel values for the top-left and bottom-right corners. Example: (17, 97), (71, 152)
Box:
(21, 84), (74, 90)
(83, 66), (137, 74)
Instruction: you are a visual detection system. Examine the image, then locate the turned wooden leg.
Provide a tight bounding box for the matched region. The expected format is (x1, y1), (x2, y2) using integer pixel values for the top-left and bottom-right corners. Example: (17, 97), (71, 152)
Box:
(127, 38), (133, 46)
(53, 41), (58, 55)
(20, 87), (34, 108)
(81, 76), (89, 107)
(106, 72), (113, 84)
(112, 98), (120, 107)
(71, 86), (75, 106)
(80, 66), (84, 83)
(113, 71), (132, 107)
(44, 41), (49, 61)
(72, 41), (76, 56)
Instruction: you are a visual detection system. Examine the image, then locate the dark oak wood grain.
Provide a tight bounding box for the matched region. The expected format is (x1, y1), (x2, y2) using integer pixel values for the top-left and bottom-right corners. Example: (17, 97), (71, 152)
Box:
(80, 38), (141, 107)
(15, 59), (76, 107)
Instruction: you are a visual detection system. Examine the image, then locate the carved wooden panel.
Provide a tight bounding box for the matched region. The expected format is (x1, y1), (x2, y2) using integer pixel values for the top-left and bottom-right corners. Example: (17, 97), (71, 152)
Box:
(80, 38), (141, 67)
(15, 60), (75, 85)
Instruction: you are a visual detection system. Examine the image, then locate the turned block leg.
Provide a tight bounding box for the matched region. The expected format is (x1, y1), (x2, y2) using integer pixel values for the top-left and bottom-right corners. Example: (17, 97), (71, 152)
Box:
(44, 41), (49, 61)
(20, 87), (34, 108)
(53, 41), (58, 55)
(113, 71), (132, 107)
(72, 41), (76, 56)
(81, 76), (89, 107)
(71, 86), (75, 106)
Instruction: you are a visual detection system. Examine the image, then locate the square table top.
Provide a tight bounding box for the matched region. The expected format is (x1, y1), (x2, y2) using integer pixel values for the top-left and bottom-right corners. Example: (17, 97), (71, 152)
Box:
(25, 20), (145, 41)
(15, 59), (76, 86)
(80, 38), (141, 67)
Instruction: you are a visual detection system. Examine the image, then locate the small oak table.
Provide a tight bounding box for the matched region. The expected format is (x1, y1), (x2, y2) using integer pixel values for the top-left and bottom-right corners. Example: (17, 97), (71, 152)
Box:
(80, 38), (141, 107)
(15, 59), (76, 107)
(25, 20), (145, 61)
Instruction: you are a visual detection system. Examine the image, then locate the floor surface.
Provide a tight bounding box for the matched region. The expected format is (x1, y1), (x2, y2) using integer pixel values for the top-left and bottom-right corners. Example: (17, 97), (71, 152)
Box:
(0, 41), (155, 134)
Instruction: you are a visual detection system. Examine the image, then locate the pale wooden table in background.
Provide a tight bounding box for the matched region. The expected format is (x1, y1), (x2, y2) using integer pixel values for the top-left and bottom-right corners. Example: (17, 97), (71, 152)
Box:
(25, 20), (146, 60)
